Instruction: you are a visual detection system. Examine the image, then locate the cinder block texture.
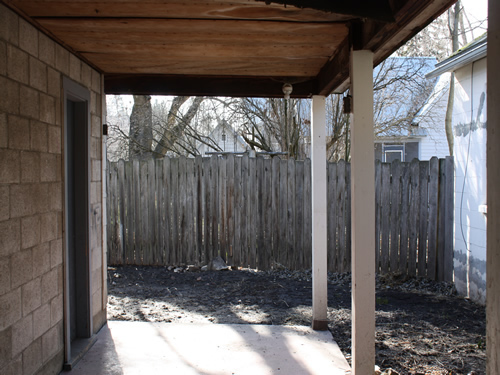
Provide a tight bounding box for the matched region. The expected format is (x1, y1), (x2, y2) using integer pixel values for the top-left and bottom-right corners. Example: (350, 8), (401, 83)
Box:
(38, 33), (54, 66)
(21, 277), (41, 316)
(8, 115), (30, 150)
(0, 185), (9, 221)
(7, 45), (28, 84)
(0, 327), (12, 369)
(49, 238), (62, 268)
(0, 76), (19, 113)
(20, 84), (39, 119)
(19, 19), (38, 57)
(0, 112), (7, 148)
(11, 248), (33, 289)
(33, 303), (51, 340)
(32, 242), (50, 279)
(0, 149), (20, 183)
(30, 120), (48, 152)
(42, 322), (61, 360)
(0, 6), (19, 45)
(29, 56), (47, 92)
(2, 355), (22, 375)
(11, 313), (33, 356)
(50, 293), (63, 325)
(47, 125), (61, 154)
(21, 151), (40, 183)
(22, 338), (42, 375)
(0, 256), (11, 296)
(0, 288), (21, 331)
(41, 267), (58, 302)
(0, 219), (20, 257)
(0, 40), (6, 76)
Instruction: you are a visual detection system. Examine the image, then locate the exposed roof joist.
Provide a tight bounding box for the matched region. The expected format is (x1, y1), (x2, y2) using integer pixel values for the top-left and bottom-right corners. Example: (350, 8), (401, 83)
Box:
(3, 0), (457, 97)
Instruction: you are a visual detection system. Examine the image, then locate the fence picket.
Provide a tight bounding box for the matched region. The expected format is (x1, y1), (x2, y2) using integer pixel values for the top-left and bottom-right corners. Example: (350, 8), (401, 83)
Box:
(418, 161), (430, 277)
(381, 163), (391, 274)
(390, 160), (401, 273)
(279, 159), (288, 267)
(427, 157), (439, 279)
(408, 160), (420, 276)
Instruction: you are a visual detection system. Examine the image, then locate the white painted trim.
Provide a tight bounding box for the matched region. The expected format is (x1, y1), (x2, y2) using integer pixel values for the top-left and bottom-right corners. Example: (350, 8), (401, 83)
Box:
(311, 95), (328, 330)
(350, 49), (376, 375)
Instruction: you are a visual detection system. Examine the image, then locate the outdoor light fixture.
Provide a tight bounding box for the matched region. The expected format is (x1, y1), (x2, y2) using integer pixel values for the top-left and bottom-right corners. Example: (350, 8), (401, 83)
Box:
(282, 83), (293, 99)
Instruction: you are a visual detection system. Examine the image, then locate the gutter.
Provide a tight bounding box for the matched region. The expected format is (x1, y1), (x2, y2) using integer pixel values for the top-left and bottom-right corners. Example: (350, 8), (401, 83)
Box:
(426, 35), (487, 78)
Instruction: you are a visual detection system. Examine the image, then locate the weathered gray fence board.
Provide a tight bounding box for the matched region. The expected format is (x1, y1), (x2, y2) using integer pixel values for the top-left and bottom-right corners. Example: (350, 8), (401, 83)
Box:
(295, 161), (304, 270)
(337, 160), (347, 273)
(381, 163), (391, 274)
(240, 155), (248, 266)
(399, 163), (410, 273)
(408, 160), (420, 276)
(279, 159), (288, 267)
(108, 156), (453, 280)
(303, 159), (312, 270)
(374, 160), (381, 272)
(345, 163), (351, 272)
(443, 156), (454, 282)
(427, 157), (439, 280)
(418, 161), (429, 277)
(390, 160), (401, 273)
(256, 157), (265, 269)
(327, 163), (337, 271)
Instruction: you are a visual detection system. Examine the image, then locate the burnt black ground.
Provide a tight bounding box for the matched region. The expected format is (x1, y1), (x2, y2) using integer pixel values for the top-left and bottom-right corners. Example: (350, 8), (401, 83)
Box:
(107, 266), (485, 375)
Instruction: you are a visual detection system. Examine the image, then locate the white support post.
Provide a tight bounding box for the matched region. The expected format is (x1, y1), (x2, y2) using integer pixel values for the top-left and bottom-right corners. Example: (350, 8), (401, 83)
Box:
(311, 95), (328, 331)
(487, 1), (500, 373)
(350, 49), (375, 374)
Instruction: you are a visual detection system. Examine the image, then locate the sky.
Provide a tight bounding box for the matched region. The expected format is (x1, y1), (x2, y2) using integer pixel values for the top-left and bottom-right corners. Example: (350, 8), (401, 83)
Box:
(461, 0), (488, 34)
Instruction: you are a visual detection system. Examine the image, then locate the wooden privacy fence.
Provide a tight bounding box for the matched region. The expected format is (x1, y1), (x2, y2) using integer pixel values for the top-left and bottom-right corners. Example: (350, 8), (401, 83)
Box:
(107, 155), (453, 281)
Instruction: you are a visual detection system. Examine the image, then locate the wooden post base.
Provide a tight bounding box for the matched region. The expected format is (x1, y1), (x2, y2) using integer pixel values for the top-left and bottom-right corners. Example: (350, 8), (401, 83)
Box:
(312, 319), (329, 331)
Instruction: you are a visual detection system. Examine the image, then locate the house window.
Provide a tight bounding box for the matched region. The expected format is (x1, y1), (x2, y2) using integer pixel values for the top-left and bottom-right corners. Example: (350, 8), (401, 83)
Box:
(374, 141), (419, 162)
(383, 144), (404, 162)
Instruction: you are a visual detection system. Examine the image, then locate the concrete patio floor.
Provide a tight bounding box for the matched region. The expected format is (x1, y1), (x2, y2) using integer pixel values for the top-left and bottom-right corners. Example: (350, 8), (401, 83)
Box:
(61, 321), (351, 374)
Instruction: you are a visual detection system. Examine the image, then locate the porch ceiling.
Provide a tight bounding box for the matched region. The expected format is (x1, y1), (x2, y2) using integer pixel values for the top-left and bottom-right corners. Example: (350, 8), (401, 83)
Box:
(4, 0), (456, 97)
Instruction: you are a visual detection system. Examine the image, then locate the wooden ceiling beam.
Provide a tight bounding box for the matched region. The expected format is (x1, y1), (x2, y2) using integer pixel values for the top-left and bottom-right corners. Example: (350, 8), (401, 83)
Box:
(254, 0), (395, 22)
(104, 74), (318, 98)
(36, 18), (347, 36)
(9, 0), (351, 22)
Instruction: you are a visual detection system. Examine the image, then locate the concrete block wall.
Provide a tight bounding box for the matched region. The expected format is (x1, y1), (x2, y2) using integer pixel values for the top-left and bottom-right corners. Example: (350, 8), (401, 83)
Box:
(0, 4), (106, 374)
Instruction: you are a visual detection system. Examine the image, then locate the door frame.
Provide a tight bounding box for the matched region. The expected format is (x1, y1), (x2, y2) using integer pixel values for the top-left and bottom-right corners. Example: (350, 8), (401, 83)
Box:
(62, 76), (93, 367)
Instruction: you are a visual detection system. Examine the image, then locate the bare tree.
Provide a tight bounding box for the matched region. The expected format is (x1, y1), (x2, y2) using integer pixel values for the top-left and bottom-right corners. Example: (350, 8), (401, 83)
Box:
(152, 96), (205, 157)
(231, 97), (311, 159)
(106, 95), (213, 160)
(325, 57), (437, 161)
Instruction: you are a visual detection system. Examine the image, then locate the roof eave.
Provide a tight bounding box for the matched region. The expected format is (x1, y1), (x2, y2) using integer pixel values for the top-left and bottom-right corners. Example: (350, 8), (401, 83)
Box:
(426, 36), (487, 78)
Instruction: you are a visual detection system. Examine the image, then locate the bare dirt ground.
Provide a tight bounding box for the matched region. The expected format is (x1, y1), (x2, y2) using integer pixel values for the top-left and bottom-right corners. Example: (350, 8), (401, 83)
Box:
(107, 266), (485, 375)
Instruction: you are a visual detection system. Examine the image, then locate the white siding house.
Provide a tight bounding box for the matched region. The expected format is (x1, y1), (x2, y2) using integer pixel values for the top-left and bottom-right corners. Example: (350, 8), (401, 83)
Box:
(428, 34), (487, 304)
(415, 74), (452, 160)
(197, 121), (249, 155)
(373, 57), (449, 162)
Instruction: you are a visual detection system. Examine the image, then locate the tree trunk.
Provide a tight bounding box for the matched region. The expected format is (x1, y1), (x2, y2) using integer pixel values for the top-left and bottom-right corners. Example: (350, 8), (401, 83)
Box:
(153, 96), (205, 157)
(445, 73), (455, 156)
(129, 95), (153, 159)
(444, 1), (461, 156)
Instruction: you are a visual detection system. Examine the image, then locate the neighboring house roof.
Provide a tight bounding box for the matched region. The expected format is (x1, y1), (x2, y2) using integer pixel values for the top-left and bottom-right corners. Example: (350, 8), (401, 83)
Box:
(373, 56), (438, 138)
(412, 72), (451, 136)
(426, 33), (487, 78)
(197, 121), (248, 155)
